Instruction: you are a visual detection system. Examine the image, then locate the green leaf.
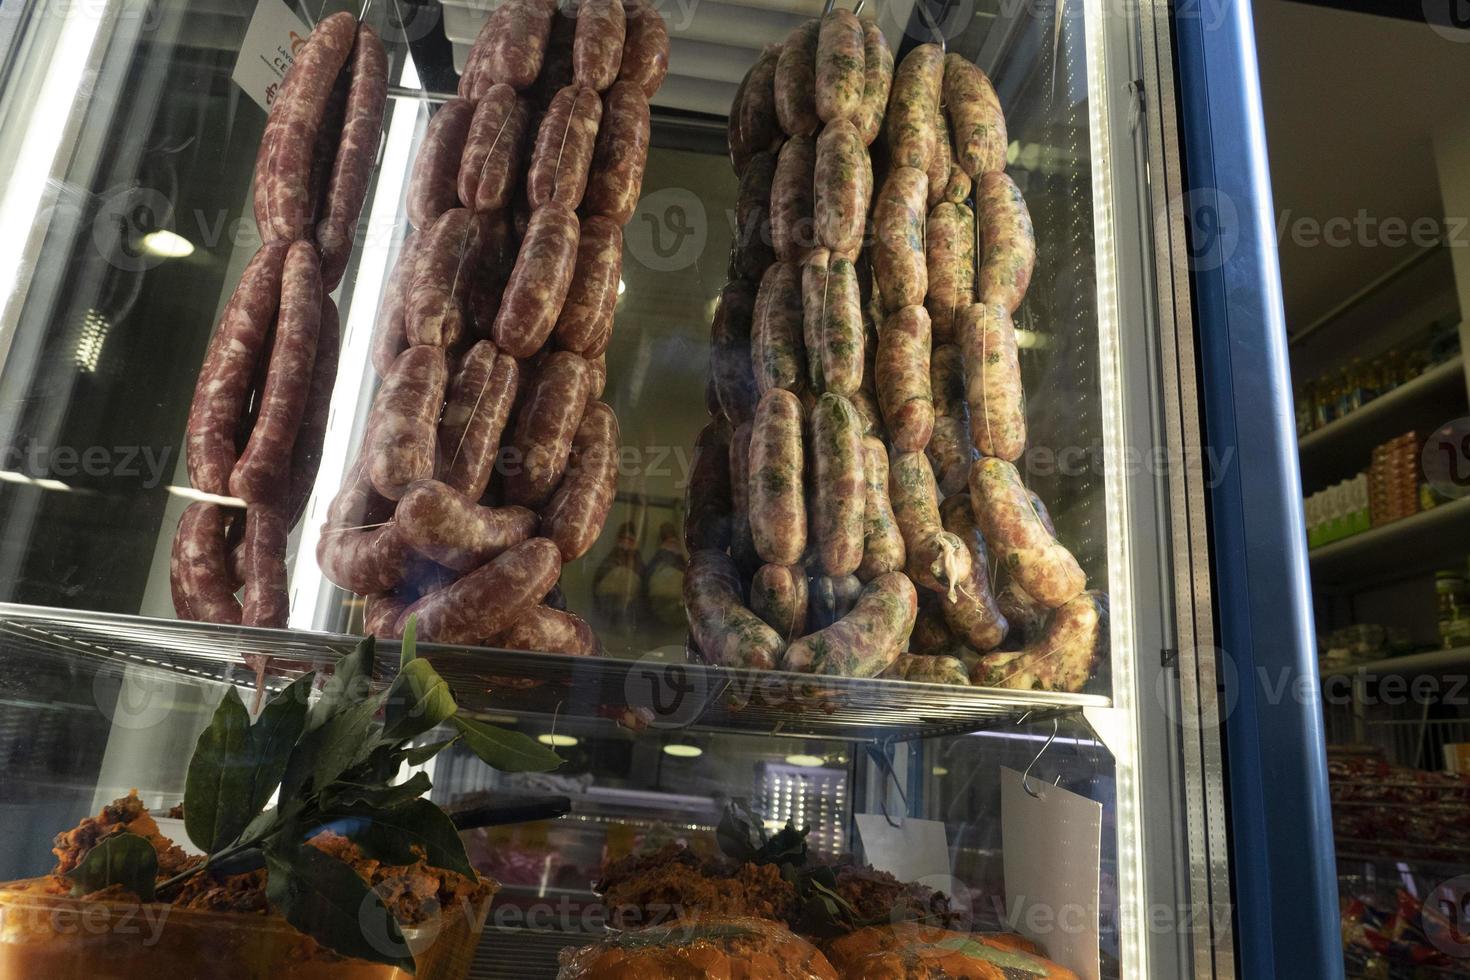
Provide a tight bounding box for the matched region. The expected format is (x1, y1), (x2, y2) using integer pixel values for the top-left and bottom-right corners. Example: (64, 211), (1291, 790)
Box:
(67, 833), (158, 901)
(264, 843), (414, 972)
(307, 637), (377, 734)
(327, 798), (474, 877)
(396, 737), (458, 766)
(451, 715), (562, 773)
(248, 672), (314, 806)
(325, 772), (432, 811)
(184, 686), (256, 852)
(929, 937), (1050, 975)
(383, 658), (456, 741)
(283, 692), (384, 799)
(716, 800), (766, 863)
(400, 615), (418, 670)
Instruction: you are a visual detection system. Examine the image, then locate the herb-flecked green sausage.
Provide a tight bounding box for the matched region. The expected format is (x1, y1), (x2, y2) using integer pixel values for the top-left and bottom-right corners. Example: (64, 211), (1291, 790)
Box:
(781, 571), (917, 677)
(750, 562), (809, 641)
(939, 492), (1008, 652)
(856, 435), (905, 582)
(890, 450), (971, 598)
(977, 171), (1035, 313)
(909, 596), (955, 653)
(732, 46), (783, 174)
(925, 202), (975, 344)
(883, 653), (970, 685)
(711, 280), (759, 425)
(943, 53), (1007, 178)
(944, 165), (972, 205)
(927, 415), (972, 497)
(926, 109), (953, 210)
(876, 305), (934, 452)
(969, 456), (1086, 608)
(808, 573), (863, 631)
(960, 301), (1026, 461)
(729, 420), (758, 570)
(811, 393), (865, 576)
(818, 255), (864, 397)
(873, 167), (929, 313)
(853, 18), (893, 145)
(814, 119), (871, 260)
(972, 591), (1107, 692)
(731, 150), (778, 283)
(885, 43), (943, 171)
(801, 249), (830, 391)
(997, 579), (1049, 648)
(816, 9), (864, 123)
(775, 20), (821, 137)
(750, 388), (807, 565)
(850, 385), (884, 439)
(683, 420), (732, 552)
(930, 342), (967, 419)
(684, 548), (786, 669)
(771, 136), (817, 263)
(752, 262), (807, 394)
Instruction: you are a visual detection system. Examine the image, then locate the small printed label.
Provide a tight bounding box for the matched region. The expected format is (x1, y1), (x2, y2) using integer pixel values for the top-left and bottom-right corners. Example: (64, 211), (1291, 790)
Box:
(232, 0), (312, 111)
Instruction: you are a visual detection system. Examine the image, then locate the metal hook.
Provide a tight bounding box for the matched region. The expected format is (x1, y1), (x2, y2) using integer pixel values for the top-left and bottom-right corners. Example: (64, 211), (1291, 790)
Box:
(1021, 717), (1059, 799)
(866, 739), (909, 828)
(823, 0), (836, 14)
(914, 1), (945, 52)
(853, 0), (866, 14)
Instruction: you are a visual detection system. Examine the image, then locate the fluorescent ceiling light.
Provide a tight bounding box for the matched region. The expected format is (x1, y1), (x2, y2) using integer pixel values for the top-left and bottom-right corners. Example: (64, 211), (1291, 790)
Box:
(784, 754), (824, 768)
(139, 230), (194, 258)
(538, 734), (578, 748)
(663, 743), (702, 758)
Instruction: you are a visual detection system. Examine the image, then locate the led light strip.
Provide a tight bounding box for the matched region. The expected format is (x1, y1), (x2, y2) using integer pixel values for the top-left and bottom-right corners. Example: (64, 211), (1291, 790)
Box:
(1082, 1), (1149, 976)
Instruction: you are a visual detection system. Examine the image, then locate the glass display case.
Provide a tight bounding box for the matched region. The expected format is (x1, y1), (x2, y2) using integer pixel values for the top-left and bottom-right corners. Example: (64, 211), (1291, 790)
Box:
(0, 0), (1336, 977)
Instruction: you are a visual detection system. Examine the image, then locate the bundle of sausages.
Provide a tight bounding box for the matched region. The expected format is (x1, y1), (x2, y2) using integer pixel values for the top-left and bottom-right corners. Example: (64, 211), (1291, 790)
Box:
(686, 15), (1108, 693)
(173, 13), (387, 633)
(315, 0), (667, 655)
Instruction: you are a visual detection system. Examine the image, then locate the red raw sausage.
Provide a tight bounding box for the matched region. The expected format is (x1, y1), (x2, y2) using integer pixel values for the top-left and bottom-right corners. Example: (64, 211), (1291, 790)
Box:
(553, 214), (623, 354)
(240, 504), (290, 628)
(618, 0), (670, 98)
(439, 340), (520, 500)
(406, 208), (480, 349)
(370, 230), (419, 378)
(363, 345), (448, 500)
(396, 478), (538, 571)
(527, 84), (603, 211)
(170, 502), (242, 624)
(503, 351), (593, 508)
(316, 24), (388, 290)
(573, 0), (626, 91)
(458, 85), (531, 215)
(468, 211), (518, 338)
(286, 293), (341, 529)
(493, 604), (600, 655)
(541, 401), (620, 561)
(493, 202), (581, 358)
(406, 98), (474, 230)
(399, 537), (562, 644)
(316, 459), (410, 595)
(583, 81), (651, 225)
(479, 0), (557, 91)
(365, 591), (412, 639)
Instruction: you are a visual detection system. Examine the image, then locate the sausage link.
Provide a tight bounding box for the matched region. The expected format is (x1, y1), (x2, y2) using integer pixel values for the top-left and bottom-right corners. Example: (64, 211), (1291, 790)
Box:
(317, 458), (411, 594)
(884, 654), (970, 685)
(852, 18), (892, 145)
(365, 591), (412, 639)
(572, 0), (626, 91)
(406, 208), (480, 349)
(406, 98), (474, 230)
(749, 388), (807, 566)
(711, 279), (759, 425)
(541, 401), (619, 561)
(927, 415), (972, 497)
(588, 352), (608, 398)
(258, 12), (357, 243)
(364, 345), (448, 500)
(749, 563), (809, 641)
(526, 10), (577, 110)
(815, 9), (864, 123)
(800, 250), (830, 392)
(960, 301), (1026, 461)
(240, 504), (290, 628)
(972, 592), (1107, 692)
(872, 167), (929, 313)
(856, 435), (904, 582)
(771, 136), (817, 263)
(503, 350), (593, 508)
(286, 293), (341, 529)
(459, 85), (532, 215)
(231, 242), (322, 505)
(876, 305), (934, 452)
(816, 255), (864, 397)
(938, 492), (1008, 652)
(493, 202), (581, 357)
(469, 211), (518, 339)
(782, 572), (917, 677)
(943, 53), (1007, 178)
(554, 215), (623, 354)
(187, 242), (289, 496)
(439, 341), (520, 500)
(930, 343), (966, 419)
(317, 24), (388, 290)
(732, 46), (783, 174)
(890, 450), (971, 597)
(728, 420), (758, 571)
(925, 201), (974, 343)
(977, 171), (1036, 313)
(171, 502), (243, 624)
(402, 537), (562, 644)
(370, 231), (419, 378)
(619, 0), (670, 97)
(731, 149), (778, 282)
(810, 392), (865, 576)
(944, 166), (972, 205)
(397, 478), (538, 571)
(850, 385), (884, 439)
(684, 420), (733, 552)
(684, 549), (784, 668)
(808, 573), (863, 631)
(584, 81), (651, 225)
(814, 119), (870, 260)
(752, 262), (806, 395)
(774, 20), (820, 137)
(909, 596), (956, 653)
(479, 0), (556, 91)
(527, 84), (604, 211)
(885, 43), (943, 172)
(926, 108), (953, 211)
(493, 604), (600, 655)
(969, 457), (1086, 608)
(996, 580), (1049, 648)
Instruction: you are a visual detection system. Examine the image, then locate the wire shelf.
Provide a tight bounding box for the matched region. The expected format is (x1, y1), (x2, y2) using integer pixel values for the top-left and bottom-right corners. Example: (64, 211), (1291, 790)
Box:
(0, 603), (1109, 743)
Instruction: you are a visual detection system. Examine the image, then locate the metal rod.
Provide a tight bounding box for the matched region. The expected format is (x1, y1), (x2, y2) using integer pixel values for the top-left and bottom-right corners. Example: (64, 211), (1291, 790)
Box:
(1288, 242), (1443, 346)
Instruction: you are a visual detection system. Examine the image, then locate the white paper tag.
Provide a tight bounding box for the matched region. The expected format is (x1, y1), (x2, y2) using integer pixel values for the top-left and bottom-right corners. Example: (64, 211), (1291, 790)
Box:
(232, 0), (313, 111)
(1001, 766), (1102, 980)
(855, 814), (950, 885)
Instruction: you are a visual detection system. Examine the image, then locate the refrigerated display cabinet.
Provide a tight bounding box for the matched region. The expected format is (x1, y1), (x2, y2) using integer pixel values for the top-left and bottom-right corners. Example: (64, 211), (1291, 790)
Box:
(0, 0), (1339, 977)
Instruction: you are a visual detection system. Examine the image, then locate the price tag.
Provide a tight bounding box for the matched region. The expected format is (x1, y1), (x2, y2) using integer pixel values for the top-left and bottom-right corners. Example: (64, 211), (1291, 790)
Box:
(232, 0), (312, 111)
(1001, 766), (1101, 980)
(855, 814), (950, 885)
